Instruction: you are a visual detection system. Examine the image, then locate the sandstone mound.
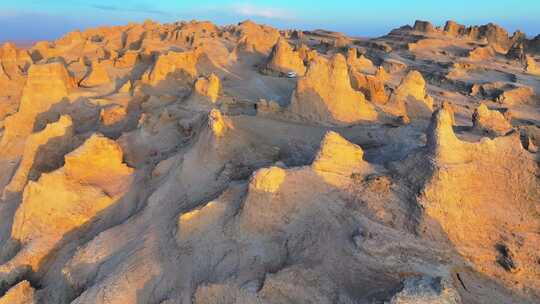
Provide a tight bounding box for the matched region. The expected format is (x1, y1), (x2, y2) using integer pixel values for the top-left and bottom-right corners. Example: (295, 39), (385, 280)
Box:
(312, 131), (372, 186)
(472, 104), (513, 136)
(398, 107), (540, 295)
(413, 20), (437, 34)
(296, 44), (317, 63)
(467, 46), (496, 61)
(347, 48), (376, 73)
(21, 62), (75, 111)
(289, 54), (378, 125)
(387, 70), (433, 119)
(525, 55), (540, 75)
(3, 115), (74, 196)
(0, 62), (75, 156)
(235, 20), (280, 54)
(0, 280), (36, 304)
(193, 73), (220, 102)
(350, 70), (388, 104)
(265, 38), (306, 76)
(0, 134), (134, 290)
(113, 51), (139, 68)
(0, 43), (30, 82)
(496, 86), (534, 105)
(80, 60), (111, 87)
(145, 49), (200, 85)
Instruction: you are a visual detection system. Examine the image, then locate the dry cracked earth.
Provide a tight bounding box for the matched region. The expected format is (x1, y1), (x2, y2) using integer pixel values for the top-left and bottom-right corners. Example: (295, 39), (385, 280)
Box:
(0, 19), (539, 303)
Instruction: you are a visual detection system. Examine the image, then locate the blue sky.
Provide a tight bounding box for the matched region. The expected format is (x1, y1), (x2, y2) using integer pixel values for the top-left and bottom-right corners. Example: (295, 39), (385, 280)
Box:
(1, 1), (539, 42)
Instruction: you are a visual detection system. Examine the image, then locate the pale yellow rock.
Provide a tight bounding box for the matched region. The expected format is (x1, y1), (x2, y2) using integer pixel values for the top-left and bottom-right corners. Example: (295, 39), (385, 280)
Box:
(347, 48), (375, 73)
(114, 51), (139, 68)
(400, 107), (540, 292)
(496, 86), (534, 105)
(81, 60), (111, 87)
(425, 107), (464, 164)
(472, 104), (512, 136)
(0, 62), (75, 156)
(525, 55), (540, 75)
(64, 134), (133, 194)
(146, 49), (200, 85)
(0, 280), (37, 304)
(236, 20), (280, 54)
(266, 38), (306, 76)
(350, 70), (388, 104)
(193, 73), (220, 102)
(387, 70), (433, 118)
(3, 134), (133, 275)
(208, 109), (233, 137)
(250, 166), (286, 193)
(290, 54), (378, 125)
(312, 131), (372, 186)
(4, 115), (74, 196)
(20, 62), (75, 115)
(468, 46), (495, 61)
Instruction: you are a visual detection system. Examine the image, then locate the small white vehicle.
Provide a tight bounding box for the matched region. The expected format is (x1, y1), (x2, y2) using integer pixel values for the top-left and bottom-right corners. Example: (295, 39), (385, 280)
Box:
(286, 71), (297, 78)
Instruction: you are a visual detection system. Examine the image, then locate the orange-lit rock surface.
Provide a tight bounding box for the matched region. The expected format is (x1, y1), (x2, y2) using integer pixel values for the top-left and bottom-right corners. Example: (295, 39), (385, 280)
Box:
(193, 73), (220, 103)
(265, 38), (306, 76)
(386, 70), (433, 119)
(0, 19), (539, 304)
(290, 54), (378, 125)
(472, 104), (513, 136)
(80, 60), (110, 87)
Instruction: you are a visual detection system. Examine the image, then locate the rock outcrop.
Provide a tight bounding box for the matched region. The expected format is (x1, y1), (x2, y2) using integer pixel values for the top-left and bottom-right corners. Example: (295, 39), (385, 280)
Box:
(350, 70), (388, 104)
(235, 20), (280, 54)
(347, 48), (375, 73)
(0, 280), (36, 304)
(193, 74), (221, 103)
(289, 54), (378, 125)
(467, 46), (496, 61)
(265, 38), (306, 76)
(3, 115), (74, 197)
(145, 49), (200, 85)
(496, 86), (534, 105)
(472, 104), (513, 136)
(80, 60), (111, 87)
(387, 70), (433, 119)
(0, 134), (134, 290)
(0, 62), (75, 156)
(312, 131), (372, 186)
(525, 55), (540, 75)
(398, 107), (540, 294)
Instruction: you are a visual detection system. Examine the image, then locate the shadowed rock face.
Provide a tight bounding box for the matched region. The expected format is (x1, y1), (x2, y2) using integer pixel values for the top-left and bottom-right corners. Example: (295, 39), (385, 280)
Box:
(0, 19), (539, 304)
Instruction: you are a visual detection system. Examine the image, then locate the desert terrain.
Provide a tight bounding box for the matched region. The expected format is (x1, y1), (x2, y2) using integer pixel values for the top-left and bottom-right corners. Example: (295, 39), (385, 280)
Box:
(0, 19), (539, 303)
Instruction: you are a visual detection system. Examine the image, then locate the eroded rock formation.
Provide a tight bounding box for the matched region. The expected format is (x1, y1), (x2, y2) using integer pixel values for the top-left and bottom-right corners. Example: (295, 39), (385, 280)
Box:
(0, 19), (538, 304)
(289, 54), (378, 125)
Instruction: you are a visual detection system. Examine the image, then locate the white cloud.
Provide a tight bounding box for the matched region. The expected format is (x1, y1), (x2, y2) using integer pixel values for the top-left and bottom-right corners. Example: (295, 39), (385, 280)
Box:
(231, 3), (295, 20)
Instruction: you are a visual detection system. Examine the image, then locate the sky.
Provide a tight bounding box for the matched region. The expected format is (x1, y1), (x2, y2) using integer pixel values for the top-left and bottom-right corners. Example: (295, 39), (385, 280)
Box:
(1, 0), (539, 42)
